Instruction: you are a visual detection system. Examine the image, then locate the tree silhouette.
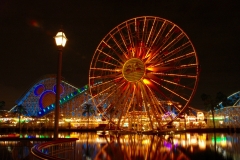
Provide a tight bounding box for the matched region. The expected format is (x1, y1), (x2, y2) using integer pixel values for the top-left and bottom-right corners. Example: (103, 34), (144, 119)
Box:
(201, 92), (229, 159)
(0, 102), (5, 129)
(201, 94), (216, 129)
(201, 92), (230, 128)
(82, 103), (96, 129)
(14, 105), (27, 133)
(0, 101), (5, 109)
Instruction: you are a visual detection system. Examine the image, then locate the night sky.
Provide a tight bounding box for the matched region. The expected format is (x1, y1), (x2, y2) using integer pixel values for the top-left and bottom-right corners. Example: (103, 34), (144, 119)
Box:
(0, 1), (239, 110)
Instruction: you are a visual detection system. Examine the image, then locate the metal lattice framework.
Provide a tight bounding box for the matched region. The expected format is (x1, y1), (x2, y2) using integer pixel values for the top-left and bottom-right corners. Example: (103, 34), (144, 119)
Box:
(89, 16), (200, 131)
(207, 91), (240, 128)
(10, 75), (94, 120)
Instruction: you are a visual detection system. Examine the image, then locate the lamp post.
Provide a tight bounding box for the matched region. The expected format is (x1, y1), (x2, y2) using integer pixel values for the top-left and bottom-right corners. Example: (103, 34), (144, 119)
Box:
(54, 28), (67, 140)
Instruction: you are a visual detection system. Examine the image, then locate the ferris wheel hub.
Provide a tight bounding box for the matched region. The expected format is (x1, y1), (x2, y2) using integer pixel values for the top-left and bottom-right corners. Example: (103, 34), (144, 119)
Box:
(122, 58), (145, 82)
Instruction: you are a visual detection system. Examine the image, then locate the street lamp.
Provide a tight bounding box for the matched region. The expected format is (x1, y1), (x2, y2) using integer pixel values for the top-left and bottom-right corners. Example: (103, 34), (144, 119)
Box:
(54, 28), (67, 140)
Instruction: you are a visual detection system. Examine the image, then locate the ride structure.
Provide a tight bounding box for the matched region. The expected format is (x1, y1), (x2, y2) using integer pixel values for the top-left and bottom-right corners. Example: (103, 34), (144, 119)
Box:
(89, 16), (200, 131)
(10, 75), (90, 118)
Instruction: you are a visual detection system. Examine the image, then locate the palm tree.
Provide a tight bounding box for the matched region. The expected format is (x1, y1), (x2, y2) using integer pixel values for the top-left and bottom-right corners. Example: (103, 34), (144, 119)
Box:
(82, 103), (96, 129)
(14, 105), (27, 133)
(0, 101), (5, 129)
(0, 101), (5, 109)
(201, 92), (229, 129)
(201, 94), (216, 128)
(201, 92), (228, 159)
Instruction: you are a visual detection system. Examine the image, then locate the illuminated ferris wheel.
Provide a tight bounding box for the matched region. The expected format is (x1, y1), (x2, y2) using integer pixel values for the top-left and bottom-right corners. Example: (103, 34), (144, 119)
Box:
(89, 16), (200, 130)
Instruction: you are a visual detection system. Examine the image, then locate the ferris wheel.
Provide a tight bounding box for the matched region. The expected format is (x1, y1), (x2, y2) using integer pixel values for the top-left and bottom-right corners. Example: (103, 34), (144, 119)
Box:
(89, 16), (200, 130)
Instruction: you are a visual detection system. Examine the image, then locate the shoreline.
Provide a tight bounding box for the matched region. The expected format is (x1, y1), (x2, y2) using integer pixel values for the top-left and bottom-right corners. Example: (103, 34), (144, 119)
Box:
(1, 127), (239, 135)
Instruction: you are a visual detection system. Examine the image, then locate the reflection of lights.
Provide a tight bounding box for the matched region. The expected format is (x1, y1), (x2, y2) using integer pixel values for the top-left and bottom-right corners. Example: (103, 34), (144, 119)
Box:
(211, 136), (227, 147)
(163, 141), (172, 150)
(190, 146), (193, 152)
(190, 137), (197, 145)
(181, 140), (186, 147)
(173, 139), (178, 145)
(198, 140), (206, 150)
(65, 119), (72, 122)
(142, 139), (150, 144)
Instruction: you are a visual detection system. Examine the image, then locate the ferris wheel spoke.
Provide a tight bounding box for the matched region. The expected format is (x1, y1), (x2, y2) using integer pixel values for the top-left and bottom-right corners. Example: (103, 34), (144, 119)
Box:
(109, 33), (128, 61)
(145, 20), (168, 57)
(117, 27), (130, 59)
(159, 52), (196, 66)
(142, 81), (166, 113)
(97, 49), (123, 65)
(97, 59), (119, 67)
(145, 17), (157, 46)
(161, 41), (191, 58)
(90, 77), (123, 89)
(91, 74), (122, 81)
(96, 91), (116, 109)
(146, 66), (174, 72)
(135, 19), (141, 42)
(160, 84), (188, 102)
(103, 43), (127, 64)
(161, 33), (185, 52)
(142, 78), (174, 105)
(148, 25), (176, 62)
(138, 84), (156, 129)
(126, 22), (135, 58)
(155, 78), (194, 91)
(90, 67), (122, 72)
(144, 84), (168, 114)
(146, 64), (197, 75)
(152, 72), (197, 79)
(102, 84), (127, 110)
(90, 73), (122, 81)
(91, 83), (118, 99)
(116, 86), (134, 127)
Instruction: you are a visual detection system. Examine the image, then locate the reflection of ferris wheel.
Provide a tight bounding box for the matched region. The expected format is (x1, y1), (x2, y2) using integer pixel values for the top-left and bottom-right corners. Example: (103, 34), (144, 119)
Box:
(89, 16), (200, 130)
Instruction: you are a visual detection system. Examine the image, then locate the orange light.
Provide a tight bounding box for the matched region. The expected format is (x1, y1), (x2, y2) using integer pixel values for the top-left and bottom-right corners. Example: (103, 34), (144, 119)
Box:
(146, 67), (154, 71)
(143, 79), (151, 85)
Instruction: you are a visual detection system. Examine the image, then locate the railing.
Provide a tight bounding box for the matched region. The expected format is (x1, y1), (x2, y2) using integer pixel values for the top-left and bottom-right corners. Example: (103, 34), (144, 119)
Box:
(31, 138), (78, 160)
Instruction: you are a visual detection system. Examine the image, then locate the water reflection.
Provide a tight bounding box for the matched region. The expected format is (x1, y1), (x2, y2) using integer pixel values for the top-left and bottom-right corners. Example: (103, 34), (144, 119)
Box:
(0, 132), (239, 160)
(65, 132), (239, 160)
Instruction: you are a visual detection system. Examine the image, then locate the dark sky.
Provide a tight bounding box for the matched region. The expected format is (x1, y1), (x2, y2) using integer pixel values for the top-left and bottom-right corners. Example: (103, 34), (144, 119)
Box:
(0, 0), (240, 110)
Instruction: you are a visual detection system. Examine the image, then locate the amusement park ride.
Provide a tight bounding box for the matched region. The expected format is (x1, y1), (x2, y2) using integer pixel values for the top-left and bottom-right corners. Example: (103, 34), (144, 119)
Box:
(89, 16), (200, 130)
(7, 16), (202, 131)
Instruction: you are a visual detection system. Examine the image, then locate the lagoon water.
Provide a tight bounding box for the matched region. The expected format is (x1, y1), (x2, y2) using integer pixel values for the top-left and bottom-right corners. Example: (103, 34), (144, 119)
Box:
(0, 131), (239, 160)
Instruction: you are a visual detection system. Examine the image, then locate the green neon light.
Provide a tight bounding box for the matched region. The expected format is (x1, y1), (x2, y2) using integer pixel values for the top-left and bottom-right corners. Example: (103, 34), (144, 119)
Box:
(211, 136), (226, 143)
(39, 86), (88, 117)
